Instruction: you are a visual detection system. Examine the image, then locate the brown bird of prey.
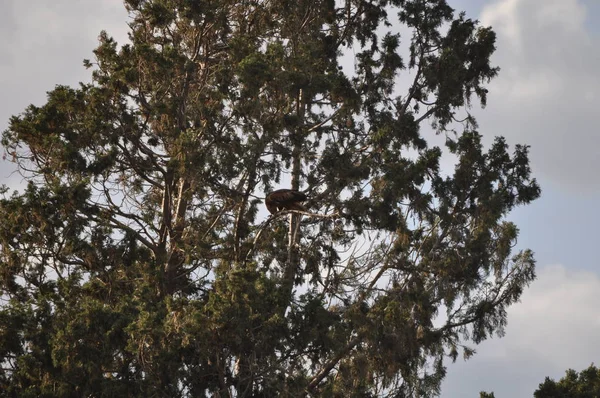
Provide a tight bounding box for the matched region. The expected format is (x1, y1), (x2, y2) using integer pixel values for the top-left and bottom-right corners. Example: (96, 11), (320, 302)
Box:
(265, 189), (308, 214)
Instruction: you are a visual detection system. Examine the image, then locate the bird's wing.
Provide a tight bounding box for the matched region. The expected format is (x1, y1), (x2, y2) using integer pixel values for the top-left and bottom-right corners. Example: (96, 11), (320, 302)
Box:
(267, 189), (307, 203)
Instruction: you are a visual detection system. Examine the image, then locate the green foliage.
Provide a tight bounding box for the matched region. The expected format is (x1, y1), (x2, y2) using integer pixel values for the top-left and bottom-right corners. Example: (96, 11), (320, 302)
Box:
(534, 364), (600, 398)
(0, 0), (540, 396)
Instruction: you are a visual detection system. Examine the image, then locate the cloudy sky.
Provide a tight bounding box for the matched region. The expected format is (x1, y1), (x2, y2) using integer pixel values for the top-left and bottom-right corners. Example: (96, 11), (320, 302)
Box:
(1, 0), (598, 396)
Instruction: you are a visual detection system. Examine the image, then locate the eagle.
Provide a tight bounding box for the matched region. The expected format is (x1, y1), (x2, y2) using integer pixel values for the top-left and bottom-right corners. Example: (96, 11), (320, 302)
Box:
(265, 189), (308, 214)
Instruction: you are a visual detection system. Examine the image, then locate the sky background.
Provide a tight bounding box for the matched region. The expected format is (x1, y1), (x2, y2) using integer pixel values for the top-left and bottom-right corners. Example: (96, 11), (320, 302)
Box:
(1, 0), (598, 396)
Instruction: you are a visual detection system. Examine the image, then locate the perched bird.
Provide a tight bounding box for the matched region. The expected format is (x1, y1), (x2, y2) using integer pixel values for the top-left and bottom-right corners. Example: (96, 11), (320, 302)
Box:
(265, 189), (308, 214)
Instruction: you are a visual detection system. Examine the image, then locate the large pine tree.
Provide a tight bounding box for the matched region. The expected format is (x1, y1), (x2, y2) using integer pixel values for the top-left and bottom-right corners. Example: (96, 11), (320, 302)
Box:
(0, 0), (540, 396)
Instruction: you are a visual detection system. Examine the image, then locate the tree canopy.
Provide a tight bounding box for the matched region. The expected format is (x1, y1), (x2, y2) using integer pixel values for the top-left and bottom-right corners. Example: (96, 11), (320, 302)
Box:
(534, 364), (600, 398)
(0, 0), (540, 396)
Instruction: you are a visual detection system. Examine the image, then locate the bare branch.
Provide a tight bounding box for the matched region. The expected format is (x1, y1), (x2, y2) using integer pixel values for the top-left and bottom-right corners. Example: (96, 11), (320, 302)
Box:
(244, 210), (340, 264)
(307, 336), (362, 393)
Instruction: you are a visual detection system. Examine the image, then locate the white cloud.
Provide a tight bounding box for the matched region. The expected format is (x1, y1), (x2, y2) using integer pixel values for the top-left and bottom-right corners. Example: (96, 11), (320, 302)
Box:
(443, 264), (600, 397)
(474, 0), (600, 192)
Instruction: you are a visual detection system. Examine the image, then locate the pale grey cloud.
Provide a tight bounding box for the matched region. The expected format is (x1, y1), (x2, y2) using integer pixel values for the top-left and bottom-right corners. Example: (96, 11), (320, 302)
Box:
(474, 0), (600, 192)
(443, 264), (600, 397)
(0, 0), (129, 112)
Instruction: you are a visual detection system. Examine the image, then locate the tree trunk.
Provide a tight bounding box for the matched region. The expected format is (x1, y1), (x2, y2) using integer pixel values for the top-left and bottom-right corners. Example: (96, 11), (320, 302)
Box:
(282, 88), (306, 308)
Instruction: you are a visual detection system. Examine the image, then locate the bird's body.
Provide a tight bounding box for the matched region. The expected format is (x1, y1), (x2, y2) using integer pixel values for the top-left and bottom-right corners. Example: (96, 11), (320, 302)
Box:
(265, 189), (308, 214)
